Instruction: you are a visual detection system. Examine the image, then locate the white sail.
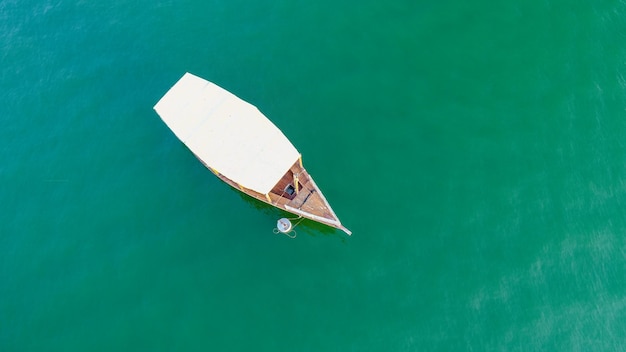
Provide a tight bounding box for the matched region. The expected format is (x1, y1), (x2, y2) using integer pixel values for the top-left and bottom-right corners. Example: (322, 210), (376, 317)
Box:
(154, 73), (300, 195)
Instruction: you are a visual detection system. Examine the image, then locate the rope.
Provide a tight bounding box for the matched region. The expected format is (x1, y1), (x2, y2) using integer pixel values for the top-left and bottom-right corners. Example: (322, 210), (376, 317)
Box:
(283, 230), (297, 239)
(273, 227), (297, 238)
(276, 188), (287, 203)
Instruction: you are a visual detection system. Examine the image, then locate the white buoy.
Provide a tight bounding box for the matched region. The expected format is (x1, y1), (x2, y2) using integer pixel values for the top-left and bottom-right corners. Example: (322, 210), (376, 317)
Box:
(276, 218), (292, 233)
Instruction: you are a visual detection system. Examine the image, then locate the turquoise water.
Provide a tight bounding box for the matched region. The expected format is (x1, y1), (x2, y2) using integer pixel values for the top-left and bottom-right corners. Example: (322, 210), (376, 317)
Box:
(2, 0), (626, 350)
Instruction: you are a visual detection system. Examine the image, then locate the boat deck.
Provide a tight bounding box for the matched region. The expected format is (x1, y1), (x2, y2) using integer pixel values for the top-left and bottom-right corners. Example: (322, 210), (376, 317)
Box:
(207, 157), (349, 234)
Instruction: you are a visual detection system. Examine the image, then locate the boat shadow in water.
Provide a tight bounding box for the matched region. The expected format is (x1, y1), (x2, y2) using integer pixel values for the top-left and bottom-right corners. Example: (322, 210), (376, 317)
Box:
(232, 189), (338, 237)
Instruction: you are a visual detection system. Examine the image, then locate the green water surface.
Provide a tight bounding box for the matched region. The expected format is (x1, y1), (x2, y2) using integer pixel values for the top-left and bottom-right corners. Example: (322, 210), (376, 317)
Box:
(1, 1), (626, 350)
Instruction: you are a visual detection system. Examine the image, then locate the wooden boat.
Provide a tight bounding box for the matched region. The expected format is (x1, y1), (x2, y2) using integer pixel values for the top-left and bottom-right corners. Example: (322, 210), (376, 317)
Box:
(154, 73), (351, 235)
